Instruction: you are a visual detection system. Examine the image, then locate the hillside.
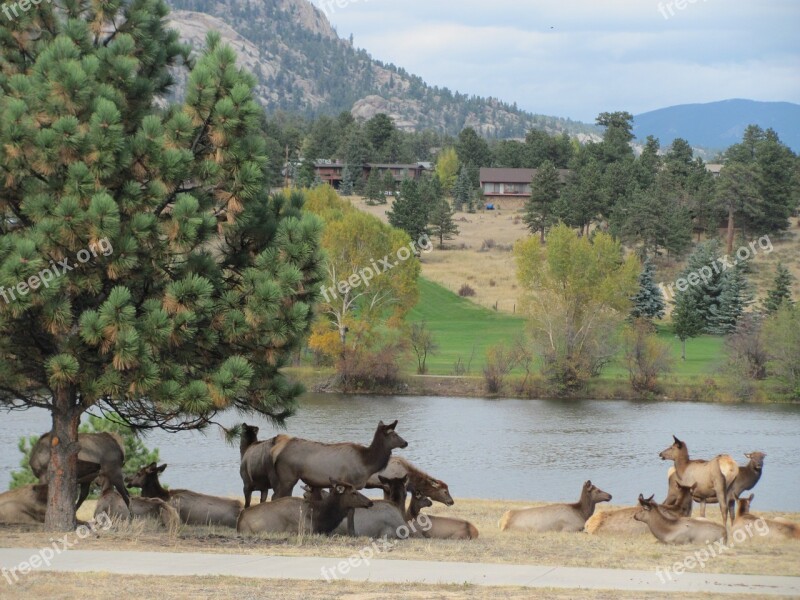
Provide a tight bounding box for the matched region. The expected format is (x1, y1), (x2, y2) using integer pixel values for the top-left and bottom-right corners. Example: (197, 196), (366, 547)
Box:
(633, 99), (800, 153)
(164, 0), (599, 138)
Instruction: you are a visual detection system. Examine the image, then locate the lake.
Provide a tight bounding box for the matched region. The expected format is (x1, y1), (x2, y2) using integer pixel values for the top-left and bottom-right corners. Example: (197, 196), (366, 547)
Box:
(1, 394), (798, 511)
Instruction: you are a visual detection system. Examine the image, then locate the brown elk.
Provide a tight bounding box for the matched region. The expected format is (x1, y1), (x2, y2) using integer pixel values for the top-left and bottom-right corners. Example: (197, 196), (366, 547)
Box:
(406, 490), (479, 540)
(0, 484), (48, 524)
(270, 421), (408, 498)
(634, 494), (726, 544)
(734, 494), (799, 541)
(586, 481), (696, 536)
(239, 423), (288, 507)
(500, 481), (611, 533)
(94, 476), (179, 529)
(366, 457), (454, 506)
(126, 463), (242, 528)
(29, 431), (129, 509)
(237, 479), (373, 535)
(659, 436), (737, 527)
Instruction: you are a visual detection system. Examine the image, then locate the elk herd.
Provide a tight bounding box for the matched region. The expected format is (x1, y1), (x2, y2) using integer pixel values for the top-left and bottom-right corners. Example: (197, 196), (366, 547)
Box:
(2, 424), (798, 549)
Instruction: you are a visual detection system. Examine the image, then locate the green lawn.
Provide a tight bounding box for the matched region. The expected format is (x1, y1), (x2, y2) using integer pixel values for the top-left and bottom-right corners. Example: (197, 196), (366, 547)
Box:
(406, 277), (526, 375)
(407, 277), (726, 381)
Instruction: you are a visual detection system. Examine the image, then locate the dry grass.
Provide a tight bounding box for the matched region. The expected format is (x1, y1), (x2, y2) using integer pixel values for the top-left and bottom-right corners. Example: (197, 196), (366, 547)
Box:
(1, 572), (769, 600)
(2, 498), (797, 578)
(357, 194), (800, 315)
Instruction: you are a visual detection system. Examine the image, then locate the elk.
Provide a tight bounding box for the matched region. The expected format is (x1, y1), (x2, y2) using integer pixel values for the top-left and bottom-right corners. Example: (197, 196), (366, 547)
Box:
(659, 435), (737, 526)
(634, 495), (726, 544)
(734, 494), (799, 541)
(126, 463), (242, 528)
(94, 476), (179, 529)
(239, 423), (288, 507)
(331, 475), (422, 539)
(366, 457), (454, 506)
(406, 490), (479, 540)
(237, 479), (373, 535)
(0, 484), (48, 524)
(29, 431), (129, 509)
(586, 481), (696, 536)
(500, 481), (611, 533)
(270, 421), (408, 498)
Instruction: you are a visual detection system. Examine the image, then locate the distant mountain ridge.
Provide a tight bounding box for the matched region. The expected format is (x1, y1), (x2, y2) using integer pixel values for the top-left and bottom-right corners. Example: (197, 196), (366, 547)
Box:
(633, 99), (800, 154)
(163, 0), (600, 139)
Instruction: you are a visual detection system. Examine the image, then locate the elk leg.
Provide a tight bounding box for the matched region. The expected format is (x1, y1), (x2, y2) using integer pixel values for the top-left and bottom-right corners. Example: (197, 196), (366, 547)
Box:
(699, 500), (706, 517)
(107, 471), (131, 507)
(346, 508), (355, 536)
(259, 490), (268, 504)
(243, 487), (253, 508)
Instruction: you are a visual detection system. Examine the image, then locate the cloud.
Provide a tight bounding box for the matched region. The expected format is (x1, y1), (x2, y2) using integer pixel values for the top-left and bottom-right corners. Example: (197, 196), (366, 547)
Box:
(315, 0), (800, 122)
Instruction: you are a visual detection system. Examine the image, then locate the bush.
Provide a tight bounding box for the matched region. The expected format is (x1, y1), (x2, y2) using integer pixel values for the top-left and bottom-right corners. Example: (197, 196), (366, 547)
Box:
(458, 284), (476, 297)
(623, 319), (674, 393)
(483, 343), (520, 394)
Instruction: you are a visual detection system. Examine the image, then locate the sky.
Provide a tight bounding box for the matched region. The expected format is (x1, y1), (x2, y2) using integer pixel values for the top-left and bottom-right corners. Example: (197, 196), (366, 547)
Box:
(311, 0), (800, 124)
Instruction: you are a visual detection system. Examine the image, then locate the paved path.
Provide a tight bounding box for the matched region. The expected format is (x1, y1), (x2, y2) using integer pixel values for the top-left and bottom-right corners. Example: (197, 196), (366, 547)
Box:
(1, 548), (798, 596)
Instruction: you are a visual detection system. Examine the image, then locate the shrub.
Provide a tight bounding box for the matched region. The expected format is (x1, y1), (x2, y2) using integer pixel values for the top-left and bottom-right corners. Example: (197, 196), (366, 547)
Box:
(458, 284), (476, 297)
(483, 343), (520, 394)
(623, 319), (674, 393)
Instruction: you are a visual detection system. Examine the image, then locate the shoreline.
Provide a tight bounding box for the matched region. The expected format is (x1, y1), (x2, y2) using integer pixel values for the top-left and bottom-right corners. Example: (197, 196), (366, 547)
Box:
(288, 368), (799, 404)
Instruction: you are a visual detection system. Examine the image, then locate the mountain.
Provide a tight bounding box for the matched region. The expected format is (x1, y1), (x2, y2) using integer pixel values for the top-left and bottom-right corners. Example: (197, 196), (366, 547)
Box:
(164, 0), (599, 139)
(633, 99), (800, 154)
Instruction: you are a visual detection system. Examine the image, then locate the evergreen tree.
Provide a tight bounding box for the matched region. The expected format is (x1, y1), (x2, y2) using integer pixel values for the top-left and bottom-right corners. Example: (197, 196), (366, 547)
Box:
(364, 169), (384, 205)
(452, 165), (472, 211)
(382, 170), (397, 198)
(388, 179), (429, 241)
(523, 161), (561, 242)
(763, 263), (795, 314)
(707, 266), (752, 335)
(428, 198), (459, 249)
(672, 289), (705, 360)
(339, 165), (355, 196)
(0, 10), (324, 529)
(631, 259), (666, 321)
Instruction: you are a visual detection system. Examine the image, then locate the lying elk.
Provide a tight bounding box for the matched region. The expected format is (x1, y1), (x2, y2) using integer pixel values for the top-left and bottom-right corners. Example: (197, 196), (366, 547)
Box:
(405, 489), (478, 540)
(366, 457), (454, 506)
(734, 494), (799, 541)
(634, 494), (725, 544)
(126, 463), (242, 528)
(586, 481), (696, 536)
(237, 479), (372, 535)
(239, 423), (288, 507)
(94, 476), (179, 529)
(659, 436), (737, 527)
(269, 420), (408, 498)
(500, 481), (611, 533)
(332, 476), (424, 539)
(0, 484), (48, 524)
(30, 431), (129, 509)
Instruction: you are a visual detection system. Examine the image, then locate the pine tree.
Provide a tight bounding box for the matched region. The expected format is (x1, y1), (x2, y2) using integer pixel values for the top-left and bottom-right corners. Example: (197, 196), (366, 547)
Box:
(388, 179), (429, 241)
(364, 169), (383, 205)
(523, 160), (560, 242)
(339, 165), (355, 196)
(0, 9), (325, 530)
(452, 165), (472, 212)
(763, 263), (795, 314)
(707, 267), (752, 335)
(382, 170), (396, 199)
(429, 198), (459, 249)
(630, 259), (666, 321)
(672, 289), (705, 360)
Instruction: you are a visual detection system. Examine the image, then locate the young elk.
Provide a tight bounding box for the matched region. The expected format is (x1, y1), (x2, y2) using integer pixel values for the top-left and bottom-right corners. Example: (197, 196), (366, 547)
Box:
(634, 495), (726, 544)
(500, 481), (611, 533)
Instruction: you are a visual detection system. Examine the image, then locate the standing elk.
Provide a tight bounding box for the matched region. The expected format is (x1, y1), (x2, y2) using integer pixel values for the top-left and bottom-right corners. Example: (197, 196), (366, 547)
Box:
(500, 481), (612, 533)
(126, 463), (242, 528)
(239, 423), (289, 507)
(29, 431), (129, 509)
(269, 420), (408, 498)
(659, 436), (738, 527)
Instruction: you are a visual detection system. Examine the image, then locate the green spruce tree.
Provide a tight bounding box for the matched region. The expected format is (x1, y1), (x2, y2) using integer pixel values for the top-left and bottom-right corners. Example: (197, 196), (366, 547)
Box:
(523, 161), (561, 242)
(339, 165), (355, 196)
(763, 263), (795, 314)
(388, 179), (429, 241)
(429, 198), (459, 249)
(631, 259), (666, 321)
(364, 169), (384, 205)
(452, 165), (472, 212)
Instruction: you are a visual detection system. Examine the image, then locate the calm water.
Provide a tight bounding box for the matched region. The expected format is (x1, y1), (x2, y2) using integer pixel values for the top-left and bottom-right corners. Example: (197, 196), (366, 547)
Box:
(2, 394), (799, 510)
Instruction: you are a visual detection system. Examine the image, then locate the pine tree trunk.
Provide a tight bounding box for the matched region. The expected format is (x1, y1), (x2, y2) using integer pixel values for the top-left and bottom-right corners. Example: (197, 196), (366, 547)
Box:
(44, 387), (80, 531)
(681, 338), (686, 361)
(540, 226), (545, 243)
(726, 206), (735, 256)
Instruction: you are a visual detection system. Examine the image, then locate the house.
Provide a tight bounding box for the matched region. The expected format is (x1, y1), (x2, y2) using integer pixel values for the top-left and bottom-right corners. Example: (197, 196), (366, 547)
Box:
(705, 163), (724, 177)
(313, 161), (429, 189)
(479, 167), (570, 209)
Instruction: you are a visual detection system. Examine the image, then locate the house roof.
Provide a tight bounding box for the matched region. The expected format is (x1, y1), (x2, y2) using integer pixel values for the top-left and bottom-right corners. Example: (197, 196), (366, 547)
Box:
(480, 167), (570, 183)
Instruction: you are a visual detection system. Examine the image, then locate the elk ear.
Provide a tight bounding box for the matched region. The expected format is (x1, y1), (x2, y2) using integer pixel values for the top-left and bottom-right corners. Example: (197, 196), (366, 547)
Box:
(401, 475), (409, 486)
(378, 420), (386, 429)
(378, 476), (390, 485)
(647, 494), (655, 502)
(748, 493), (754, 502)
(672, 435), (683, 447)
(157, 464), (168, 473)
(429, 480), (441, 489)
(386, 420), (398, 431)
(584, 480), (592, 488)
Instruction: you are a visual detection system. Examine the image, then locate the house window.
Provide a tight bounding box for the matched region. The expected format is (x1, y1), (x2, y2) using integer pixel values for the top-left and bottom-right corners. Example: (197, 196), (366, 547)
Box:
(505, 183), (522, 194)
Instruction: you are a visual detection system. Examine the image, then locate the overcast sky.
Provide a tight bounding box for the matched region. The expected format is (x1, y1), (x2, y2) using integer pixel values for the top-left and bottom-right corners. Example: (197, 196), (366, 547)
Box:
(312, 0), (800, 123)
